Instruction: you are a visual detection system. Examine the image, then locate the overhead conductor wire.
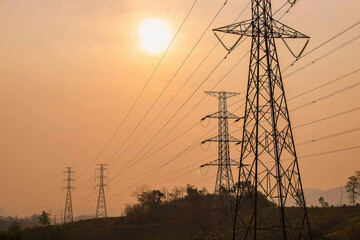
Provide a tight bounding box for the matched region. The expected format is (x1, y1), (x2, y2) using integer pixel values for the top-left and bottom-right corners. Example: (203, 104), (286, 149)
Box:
(77, 0), (199, 178)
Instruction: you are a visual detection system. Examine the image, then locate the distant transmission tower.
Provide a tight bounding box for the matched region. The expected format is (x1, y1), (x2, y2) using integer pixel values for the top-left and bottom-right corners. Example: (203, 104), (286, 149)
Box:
(213, 0), (312, 239)
(95, 164), (108, 218)
(201, 91), (242, 240)
(63, 167), (75, 223)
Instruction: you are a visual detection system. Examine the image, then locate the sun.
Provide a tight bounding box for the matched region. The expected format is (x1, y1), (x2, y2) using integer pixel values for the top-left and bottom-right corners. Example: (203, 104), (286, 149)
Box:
(139, 18), (172, 55)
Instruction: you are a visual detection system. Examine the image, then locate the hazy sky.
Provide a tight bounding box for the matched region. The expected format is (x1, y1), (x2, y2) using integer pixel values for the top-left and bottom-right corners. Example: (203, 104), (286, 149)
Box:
(0, 0), (359, 217)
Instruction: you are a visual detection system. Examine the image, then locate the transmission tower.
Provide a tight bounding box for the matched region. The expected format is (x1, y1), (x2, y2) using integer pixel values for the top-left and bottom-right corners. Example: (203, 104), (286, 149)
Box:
(63, 167), (75, 223)
(95, 164), (108, 218)
(201, 91), (242, 240)
(213, 0), (312, 239)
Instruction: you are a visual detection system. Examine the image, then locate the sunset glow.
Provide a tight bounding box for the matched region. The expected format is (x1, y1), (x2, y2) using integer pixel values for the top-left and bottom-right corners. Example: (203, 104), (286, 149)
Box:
(139, 18), (172, 54)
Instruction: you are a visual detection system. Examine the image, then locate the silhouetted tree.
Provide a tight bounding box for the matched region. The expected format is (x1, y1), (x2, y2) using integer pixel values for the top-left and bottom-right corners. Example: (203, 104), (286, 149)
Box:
(345, 174), (360, 206)
(38, 211), (50, 226)
(318, 197), (329, 207)
(169, 186), (186, 200)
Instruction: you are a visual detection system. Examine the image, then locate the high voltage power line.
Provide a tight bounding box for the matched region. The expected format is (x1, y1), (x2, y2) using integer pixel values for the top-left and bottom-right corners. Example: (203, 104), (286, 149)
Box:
(77, 0), (297, 183)
(105, 1), (251, 168)
(108, 52), (233, 176)
(297, 126), (360, 146)
(74, 1), (359, 213)
(106, 17), (360, 181)
(158, 144), (360, 187)
(284, 33), (360, 78)
(109, 46), (360, 185)
(110, 102), (243, 184)
(104, 0), (231, 166)
(112, 100), (245, 184)
(288, 68), (360, 101)
(290, 81), (360, 112)
(76, 1), (252, 182)
(283, 20), (360, 73)
(293, 106), (360, 129)
(77, 0), (199, 178)
(75, 99), (243, 214)
(107, 73), (360, 199)
(111, 81), (359, 194)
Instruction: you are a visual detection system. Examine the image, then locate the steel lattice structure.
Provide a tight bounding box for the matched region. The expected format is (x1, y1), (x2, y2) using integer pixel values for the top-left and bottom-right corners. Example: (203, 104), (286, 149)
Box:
(201, 91), (242, 240)
(63, 167), (75, 223)
(213, 0), (312, 239)
(95, 164), (108, 218)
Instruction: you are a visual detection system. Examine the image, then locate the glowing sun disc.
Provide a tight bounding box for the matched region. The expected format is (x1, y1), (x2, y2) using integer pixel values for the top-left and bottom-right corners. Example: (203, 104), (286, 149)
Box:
(139, 18), (172, 54)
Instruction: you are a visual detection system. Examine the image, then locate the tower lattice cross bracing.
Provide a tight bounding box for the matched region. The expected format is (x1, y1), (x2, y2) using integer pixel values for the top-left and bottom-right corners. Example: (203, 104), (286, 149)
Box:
(201, 91), (242, 240)
(96, 164), (108, 218)
(213, 0), (312, 239)
(63, 167), (75, 223)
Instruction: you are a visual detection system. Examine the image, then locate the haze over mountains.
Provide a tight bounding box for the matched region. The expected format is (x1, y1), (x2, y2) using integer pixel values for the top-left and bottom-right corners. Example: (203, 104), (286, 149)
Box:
(304, 186), (350, 207)
(0, 186), (353, 218)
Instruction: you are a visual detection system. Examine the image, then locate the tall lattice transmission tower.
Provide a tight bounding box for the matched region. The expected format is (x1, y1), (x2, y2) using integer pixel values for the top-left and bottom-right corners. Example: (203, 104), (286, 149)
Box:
(63, 167), (75, 223)
(201, 91), (242, 240)
(213, 0), (312, 239)
(95, 164), (108, 218)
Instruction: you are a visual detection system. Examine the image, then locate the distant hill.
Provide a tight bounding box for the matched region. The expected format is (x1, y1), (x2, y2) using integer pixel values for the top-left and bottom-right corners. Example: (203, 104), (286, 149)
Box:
(1, 185), (359, 239)
(0, 206), (356, 240)
(304, 187), (351, 207)
(0, 207), (9, 217)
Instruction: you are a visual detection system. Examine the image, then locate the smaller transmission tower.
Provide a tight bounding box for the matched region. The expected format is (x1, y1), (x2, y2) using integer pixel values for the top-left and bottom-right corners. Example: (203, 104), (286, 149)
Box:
(95, 164), (108, 218)
(201, 91), (242, 240)
(63, 167), (75, 223)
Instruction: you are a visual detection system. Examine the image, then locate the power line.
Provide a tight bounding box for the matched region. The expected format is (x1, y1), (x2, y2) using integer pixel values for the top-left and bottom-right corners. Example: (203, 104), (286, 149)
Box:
(108, 100), (243, 191)
(297, 126), (360, 146)
(293, 106), (360, 129)
(112, 97), (243, 171)
(283, 20), (360, 72)
(284, 33), (360, 78)
(107, 0), (296, 179)
(110, 78), (360, 197)
(157, 123), (360, 187)
(106, 0), (250, 166)
(109, 52), (232, 178)
(288, 68), (360, 101)
(126, 68), (360, 192)
(95, 1), (358, 201)
(108, 142), (201, 198)
(290, 80), (360, 112)
(110, 2), (330, 175)
(160, 144), (360, 186)
(299, 145), (360, 159)
(106, 0), (231, 165)
(110, 94), (360, 200)
(111, 102), (241, 186)
(111, 100), (242, 185)
(77, 0), (199, 177)
(110, 50), (248, 181)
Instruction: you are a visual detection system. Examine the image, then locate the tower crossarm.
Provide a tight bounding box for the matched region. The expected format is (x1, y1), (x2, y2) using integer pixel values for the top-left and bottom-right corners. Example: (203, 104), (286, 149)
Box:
(202, 135), (241, 144)
(272, 20), (309, 38)
(213, 19), (308, 39)
(213, 18), (309, 55)
(202, 111), (241, 120)
(201, 159), (239, 167)
(213, 19), (253, 37)
(205, 91), (240, 98)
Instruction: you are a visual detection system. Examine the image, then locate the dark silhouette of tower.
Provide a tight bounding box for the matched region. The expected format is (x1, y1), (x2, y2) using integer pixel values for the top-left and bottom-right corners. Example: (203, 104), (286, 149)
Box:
(213, 0), (312, 239)
(63, 167), (75, 223)
(95, 164), (108, 218)
(201, 91), (242, 240)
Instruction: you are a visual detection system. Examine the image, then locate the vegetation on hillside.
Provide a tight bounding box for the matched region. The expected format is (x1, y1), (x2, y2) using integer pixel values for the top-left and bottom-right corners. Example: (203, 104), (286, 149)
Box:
(1, 180), (360, 240)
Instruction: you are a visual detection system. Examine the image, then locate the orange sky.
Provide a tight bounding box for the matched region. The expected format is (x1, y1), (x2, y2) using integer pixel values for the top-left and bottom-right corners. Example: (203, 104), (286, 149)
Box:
(0, 0), (359, 217)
